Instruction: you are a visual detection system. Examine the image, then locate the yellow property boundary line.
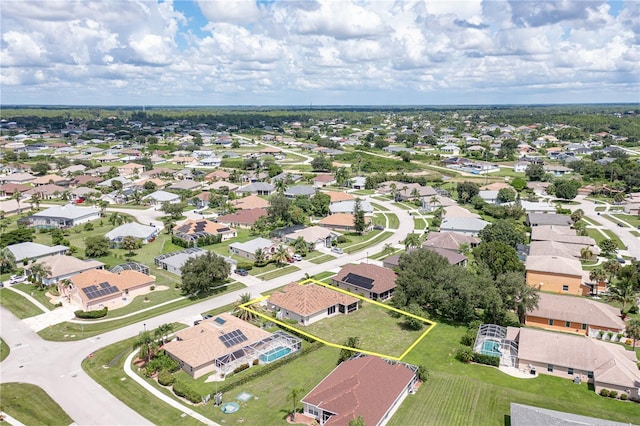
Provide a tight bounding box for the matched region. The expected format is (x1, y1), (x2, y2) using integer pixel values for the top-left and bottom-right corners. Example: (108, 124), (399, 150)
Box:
(238, 278), (437, 361)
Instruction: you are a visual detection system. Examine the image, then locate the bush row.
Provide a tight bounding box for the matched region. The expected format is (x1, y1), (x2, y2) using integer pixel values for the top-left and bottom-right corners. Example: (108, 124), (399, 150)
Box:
(233, 363), (250, 375)
(236, 261), (254, 271)
(472, 353), (500, 367)
(157, 369), (175, 386)
(172, 380), (203, 404)
(74, 307), (108, 319)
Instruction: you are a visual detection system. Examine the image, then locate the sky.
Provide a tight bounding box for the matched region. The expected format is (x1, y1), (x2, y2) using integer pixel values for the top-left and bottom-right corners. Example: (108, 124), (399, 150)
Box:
(1, 0), (639, 106)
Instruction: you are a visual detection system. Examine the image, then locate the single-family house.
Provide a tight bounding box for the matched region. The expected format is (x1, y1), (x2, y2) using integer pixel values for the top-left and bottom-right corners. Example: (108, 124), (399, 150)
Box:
(318, 213), (372, 233)
(322, 191), (355, 204)
(519, 201), (556, 214)
(0, 183), (31, 196)
(530, 226), (597, 248)
(267, 282), (359, 326)
(23, 183), (67, 200)
(529, 240), (599, 260)
(143, 190), (180, 205)
(312, 174), (336, 188)
(105, 223), (158, 245)
(543, 165), (572, 176)
(525, 255), (590, 296)
(205, 170), (231, 182)
(230, 194), (270, 210)
(284, 185), (316, 199)
(117, 163), (145, 178)
(329, 200), (374, 215)
(524, 293), (625, 337)
(62, 269), (155, 311)
(526, 213), (572, 227)
(208, 180), (239, 192)
(509, 403), (630, 426)
(5, 242), (69, 263)
(301, 355), (419, 426)
(439, 217), (489, 236)
(2, 172), (36, 184)
(283, 226), (340, 250)
(31, 174), (68, 187)
(154, 248), (237, 276)
(332, 263), (397, 301)
(168, 180), (202, 192)
(350, 177), (367, 190)
(24, 205), (100, 228)
(98, 177), (132, 189)
(422, 232), (480, 252)
(229, 237), (279, 261)
(236, 182), (274, 196)
(163, 313), (302, 378)
(478, 190), (500, 204)
(26, 255), (104, 286)
(173, 219), (237, 242)
(217, 208), (267, 229)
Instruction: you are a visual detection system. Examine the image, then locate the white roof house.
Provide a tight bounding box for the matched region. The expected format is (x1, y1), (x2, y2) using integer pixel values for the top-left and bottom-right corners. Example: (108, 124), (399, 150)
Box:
(143, 190), (180, 204)
(105, 223), (158, 243)
(439, 217), (489, 236)
(6, 242), (69, 262)
(329, 200), (374, 214)
(28, 205), (100, 228)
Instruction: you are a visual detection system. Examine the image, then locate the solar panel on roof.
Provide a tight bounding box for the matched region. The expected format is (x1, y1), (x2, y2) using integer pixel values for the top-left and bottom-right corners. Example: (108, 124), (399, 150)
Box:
(175, 225), (190, 233)
(214, 317), (226, 325)
(81, 282), (120, 300)
(342, 273), (374, 290)
(217, 227), (230, 233)
(219, 329), (248, 348)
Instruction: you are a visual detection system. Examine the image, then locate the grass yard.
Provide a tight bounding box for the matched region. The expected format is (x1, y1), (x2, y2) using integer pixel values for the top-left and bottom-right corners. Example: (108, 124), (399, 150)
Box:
(581, 217), (602, 227)
(387, 213), (400, 229)
(12, 283), (58, 310)
(369, 201), (387, 211)
(373, 213), (387, 227)
(601, 214), (630, 228)
(351, 189), (375, 196)
(390, 322), (640, 425)
(311, 271), (336, 282)
(0, 288), (45, 318)
(394, 202), (414, 210)
(601, 229), (626, 249)
(308, 254), (335, 264)
(343, 231), (393, 254)
(631, 231), (640, 238)
(258, 265), (300, 281)
(298, 302), (426, 358)
(595, 206), (607, 212)
(586, 228), (606, 244)
(0, 383), (74, 426)
(414, 217), (427, 230)
(37, 283), (244, 341)
(613, 214), (640, 228)
(82, 331), (199, 426)
(0, 338), (9, 362)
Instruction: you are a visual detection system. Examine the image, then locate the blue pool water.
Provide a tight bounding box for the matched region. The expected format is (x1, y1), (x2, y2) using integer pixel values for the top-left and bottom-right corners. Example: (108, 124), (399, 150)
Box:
(259, 346), (292, 363)
(220, 402), (239, 414)
(480, 340), (501, 357)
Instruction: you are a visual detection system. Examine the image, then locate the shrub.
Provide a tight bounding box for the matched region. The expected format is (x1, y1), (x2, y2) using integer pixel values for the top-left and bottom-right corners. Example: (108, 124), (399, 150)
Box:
(233, 363), (250, 375)
(172, 381), (202, 404)
(600, 389), (610, 397)
(456, 347), (474, 363)
(252, 358), (259, 366)
(621, 393), (628, 401)
(336, 235), (351, 244)
(74, 307), (108, 319)
(54, 302), (62, 308)
(236, 261), (253, 271)
(460, 331), (476, 347)
(472, 353), (500, 367)
(157, 370), (175, 386)
(609, 390), (618, 399)
(607, 332), (614, 340)
(150, 285), (155, 291)
(598, 330), (604, 339)
(617, 333), (624, 341)
(628, 305), (639, 314)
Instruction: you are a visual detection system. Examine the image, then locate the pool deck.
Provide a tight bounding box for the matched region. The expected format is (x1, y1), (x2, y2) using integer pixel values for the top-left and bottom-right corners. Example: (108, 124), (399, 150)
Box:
(499, 365), (538, 379)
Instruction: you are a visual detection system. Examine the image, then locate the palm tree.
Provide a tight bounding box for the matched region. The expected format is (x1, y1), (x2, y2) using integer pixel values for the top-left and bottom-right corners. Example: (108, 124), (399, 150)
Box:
(580, 246), (593, 262)
(291, 237), (308, 256)
(287, 387), (305, 420)
(233, 293), (258, 322)
(29, 193), (41, 210)
(626, 319), (640, 348)
(273, 245), (290, 266)
(589, 267), (607, 296)
(603, 259), (621, 283)
(401, 185), (409, 200)
(608, 279), (637, 313)
(383, 243), (393, 254)
(403, 232), (421, 249)
(274, 178), (287, 194)
(12, 191), (22, 214)
(515, 286), (540, 324)
(29, 262), (52, 289)
(410, 188), (420, 201)
(97, 200), (109, 216)
(253, 248), (267, 265)
(0, 248), (16, 274)
(154, 323), (175, 345)
(132, 330), (155, 363)
(428, 195), (440, 211)
(390, 183), (398, 201)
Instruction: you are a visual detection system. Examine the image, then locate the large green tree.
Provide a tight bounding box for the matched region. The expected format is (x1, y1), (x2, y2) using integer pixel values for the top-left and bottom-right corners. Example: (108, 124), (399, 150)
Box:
(473, 242), (525, 279)
(310, 192), (331, 217)
(267, 192), (292, 225)
(180, 251), (230, 295)
(352, 198), (366, 235)
(456, 182), (480, 204)
(494, 272), (539, 323)
(84, 235), (110, 258)
(478, 219), (526, 248)
(525, 164), (545, 181)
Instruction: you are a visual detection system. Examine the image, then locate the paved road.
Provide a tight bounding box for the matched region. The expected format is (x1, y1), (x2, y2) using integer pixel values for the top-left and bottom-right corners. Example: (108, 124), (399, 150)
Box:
(0, 197), (413, 425)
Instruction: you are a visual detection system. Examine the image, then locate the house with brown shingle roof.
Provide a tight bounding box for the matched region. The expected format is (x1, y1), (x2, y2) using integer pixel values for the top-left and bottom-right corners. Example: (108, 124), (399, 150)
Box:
(301, 355), (418, 426)
(332, 263), (397, 301)
(0, 183), (30, 196)
(205, 170), (231, 182)
(267, 282), (359, 326)
(28, 254), (104, 286)
(525, 293), (625, 337)
(231, 194), (270, 210)
(31, 174), (67, 187)
(217, 208), (267, 229)
(317, 213), (371, 233)
(322, 190), (355, 204)
(174, 219), (237, 241)
(422, 231), (480, 252)
(63, 269), (155, 311)
(312, 174), (336, 188)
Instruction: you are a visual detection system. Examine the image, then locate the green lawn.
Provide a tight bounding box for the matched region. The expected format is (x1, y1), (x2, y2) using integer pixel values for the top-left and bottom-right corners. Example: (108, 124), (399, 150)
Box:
(601, 229), (626, 249)
(414, 217), (427, 230)
(631, 231), (640, 238)
(0, 383), (74, 426)
(37, 283), (244, 341)
(308, 254), (335, 264)
(369, 202), (387, 211)
(311, 271), (336, 282)
(0, 338), (9, 362)
(613, 214), (640, 228)
(343, 231), (393, 254)
(586, 228), (606, 244)
(351, 189), (375, 196)
(0, 288), (45, 319)
(387, 213), (400, 229)
(394, 202), (414, 210)
(258, 265), (300, 281)
(82, 330), (199, 426)
(297, 301), (426, 358)
(12, 283), (58, 310)
(390, 322), (640, 425)
(98, 285), (184, 319)
(601, 214), (630, 228)
(595, 206), (607, 212)
(581, 217), (602, 227)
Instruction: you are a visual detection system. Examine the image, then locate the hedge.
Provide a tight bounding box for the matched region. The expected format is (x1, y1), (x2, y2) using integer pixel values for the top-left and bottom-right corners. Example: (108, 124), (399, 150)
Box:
(233, 363), (250, 375)
(172, 380), (203, 404)
(472, 353), (500, 367)
(157, 369), (175, 386)
(74, 307), (108, 319)
(236, 261), (253, 271)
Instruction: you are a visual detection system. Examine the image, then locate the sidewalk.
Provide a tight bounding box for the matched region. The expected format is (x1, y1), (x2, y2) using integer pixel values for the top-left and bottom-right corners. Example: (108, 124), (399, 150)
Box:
(5, 286), (49, 313)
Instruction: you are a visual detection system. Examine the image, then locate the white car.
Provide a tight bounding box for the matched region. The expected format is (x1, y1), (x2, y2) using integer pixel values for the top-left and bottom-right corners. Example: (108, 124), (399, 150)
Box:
(292, 254), (303, 261)
(331, 247), (344, 254)
(9, 275), (27, 284)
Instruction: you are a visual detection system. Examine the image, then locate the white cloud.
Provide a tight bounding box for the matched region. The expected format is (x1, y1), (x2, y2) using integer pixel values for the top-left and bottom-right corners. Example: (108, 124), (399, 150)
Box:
(197, 0), (261, 25)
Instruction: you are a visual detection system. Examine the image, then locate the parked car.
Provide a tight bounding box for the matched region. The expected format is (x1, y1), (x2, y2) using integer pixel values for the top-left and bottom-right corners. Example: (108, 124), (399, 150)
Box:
(373, 225), (385, 230)
(235, 269), (249, 276)
(292, 254), (303, 261)
(331, 247), (344, 254)
(616, 257), (626, 264)
(9, 275), (27, 284)
(202, 314), (213, 319)
(194, 320), (202, 326)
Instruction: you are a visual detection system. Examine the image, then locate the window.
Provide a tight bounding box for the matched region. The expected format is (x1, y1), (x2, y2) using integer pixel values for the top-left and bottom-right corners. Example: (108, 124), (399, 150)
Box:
(562, 285), (569, 292)
(547, 364), (554, 372)
(568, 368), (574, 375)
(306, 406), (319, 417)
(548, 319), (554, 326)
(565, 321), (571, 328)
(327, 305), (336, 315)
(587, 371), (593, 379)
(581, 323), (587, 330)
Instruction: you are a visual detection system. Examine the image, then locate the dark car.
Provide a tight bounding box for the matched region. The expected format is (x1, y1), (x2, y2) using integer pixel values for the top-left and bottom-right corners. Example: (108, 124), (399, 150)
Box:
(373, 225), (385, 230)
(236, 268), (249, 276)
(616, 257), (626, 264)
(202, 314), (213, 319)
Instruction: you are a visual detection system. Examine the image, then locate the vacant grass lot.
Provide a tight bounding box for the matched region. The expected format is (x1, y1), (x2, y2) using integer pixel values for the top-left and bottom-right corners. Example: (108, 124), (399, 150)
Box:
(0, 288), (44, 318)
(390, 322), (640, 425)
(297, 301), (426, 358)
(0, 383), (74, 426)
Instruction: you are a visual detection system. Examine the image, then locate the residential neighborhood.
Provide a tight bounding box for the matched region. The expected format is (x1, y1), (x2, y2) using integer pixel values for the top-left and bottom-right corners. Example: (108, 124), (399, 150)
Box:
(1, 106), (639, 425)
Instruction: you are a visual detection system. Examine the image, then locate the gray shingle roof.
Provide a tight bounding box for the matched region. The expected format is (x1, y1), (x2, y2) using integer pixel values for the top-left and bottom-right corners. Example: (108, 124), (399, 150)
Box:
(32, 205), (100, 220)
(6, 242), (69, 262)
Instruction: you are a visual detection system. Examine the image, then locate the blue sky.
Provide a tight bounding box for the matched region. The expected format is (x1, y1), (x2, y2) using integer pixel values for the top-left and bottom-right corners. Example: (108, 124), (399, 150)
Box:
(1, 0), (638, 106)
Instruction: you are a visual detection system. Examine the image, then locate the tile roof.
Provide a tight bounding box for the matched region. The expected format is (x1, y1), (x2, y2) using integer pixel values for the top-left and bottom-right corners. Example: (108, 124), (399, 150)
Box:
(422, 232), (479, 251)
(527, 213), (572, 227)
(173, 219), (234, 235)
(423, 247), (467, 265)
(525, 255), (583, 277)
(301, 356), (416, 426)
(32, 204), (100, 219)
(322, 191), (355, 203)
(231, 194), (270, 210)
(334, 263), (397, 294)
(329, 200), (373, 214)
(530, 226), (595, 246)
(162, 313), (271, 369)
(285, 225), (340, 243)
(529, 240), (600, 259)
(217, 208), (267, 226)
(527, 293), (625, 330)
(268, 282), (358, 317)
(229, 237), (274, 255)
(31, 255), (104, 279)
(318, 213), (371, 228)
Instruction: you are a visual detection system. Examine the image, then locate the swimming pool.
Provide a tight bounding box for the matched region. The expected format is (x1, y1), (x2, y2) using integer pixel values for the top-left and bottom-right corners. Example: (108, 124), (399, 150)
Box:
(259, 346), (292, 363)
(480, 340), (501, 357)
